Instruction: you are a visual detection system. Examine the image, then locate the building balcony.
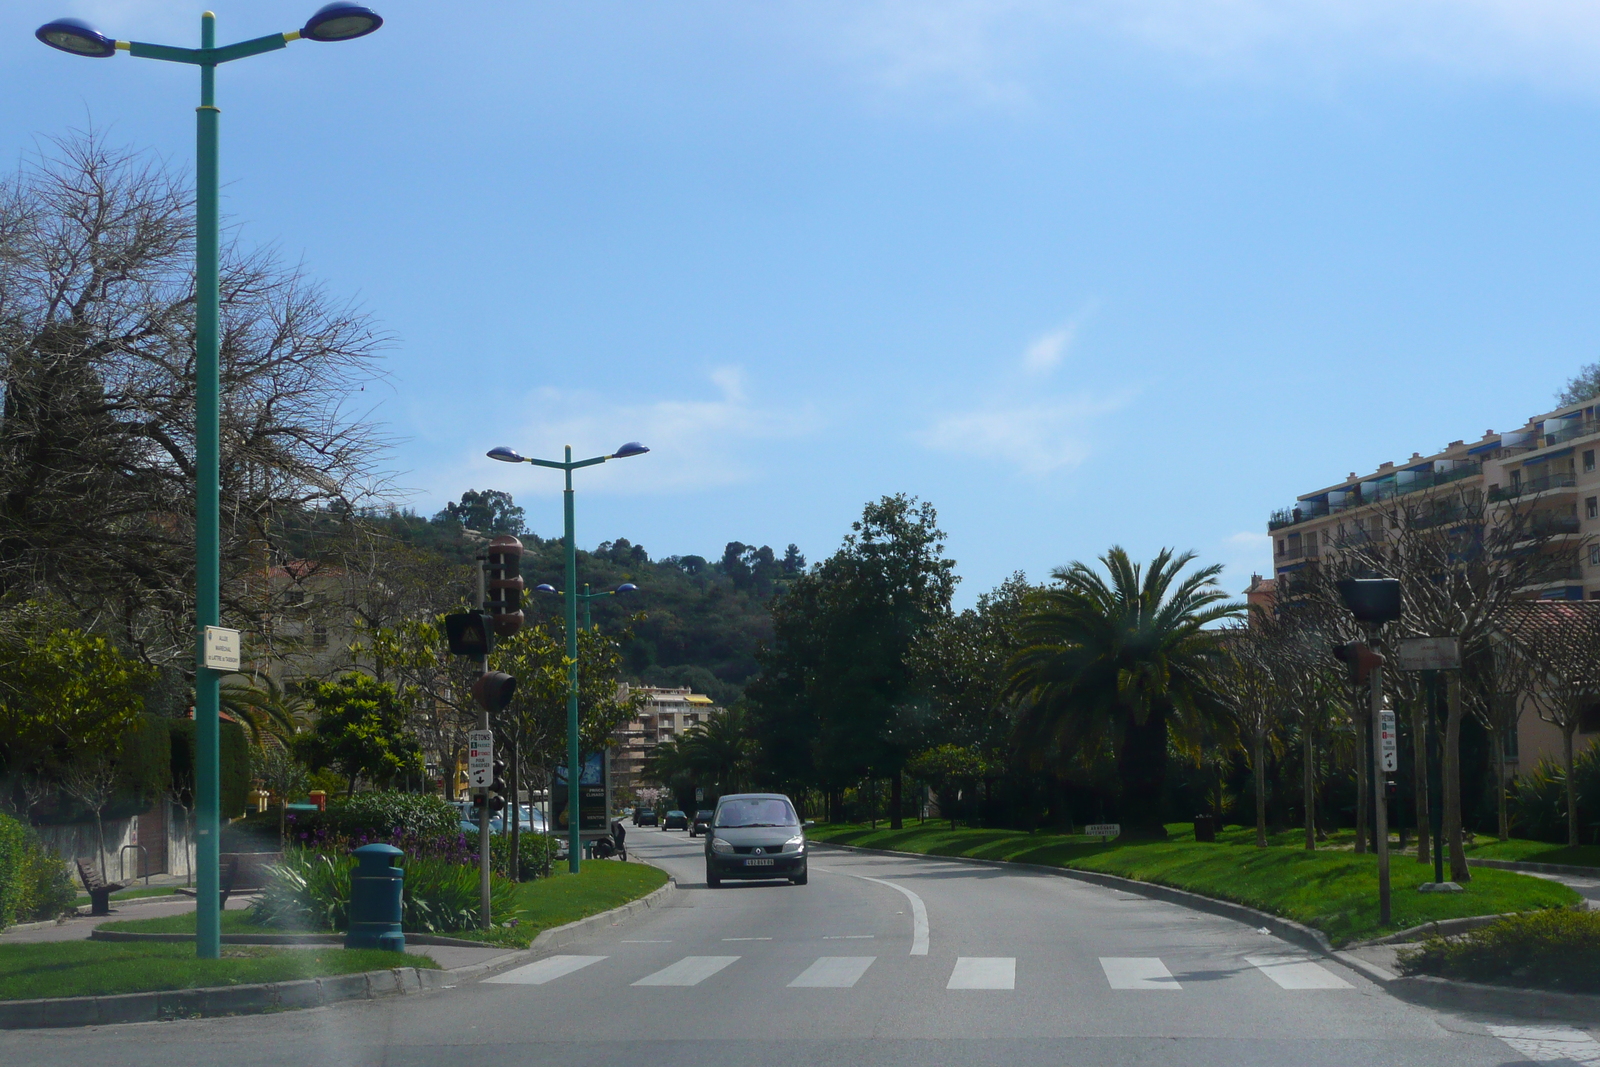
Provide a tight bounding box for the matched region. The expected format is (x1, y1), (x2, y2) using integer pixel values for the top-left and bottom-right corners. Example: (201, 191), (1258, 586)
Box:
(1490, 473), (1578, 501)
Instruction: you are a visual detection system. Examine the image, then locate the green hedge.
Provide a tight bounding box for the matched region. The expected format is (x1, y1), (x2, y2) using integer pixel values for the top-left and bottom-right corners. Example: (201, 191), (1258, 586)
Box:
(167, 718), (249, 819)
(0, 812), (74, 930)
(283, 792), (460, 845)
(1398, 909), (1600, 992)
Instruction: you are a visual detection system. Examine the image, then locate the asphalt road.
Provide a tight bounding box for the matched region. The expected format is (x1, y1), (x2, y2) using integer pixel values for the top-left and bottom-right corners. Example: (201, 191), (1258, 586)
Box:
(2, 824), (1591, 1066)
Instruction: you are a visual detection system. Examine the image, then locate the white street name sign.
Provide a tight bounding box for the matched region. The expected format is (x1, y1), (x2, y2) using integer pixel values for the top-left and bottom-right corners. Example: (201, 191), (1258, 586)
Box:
(1084, 823), (1120, 839)
(468, 730), (493, 789)
(1396, 636), (1461, 672)
(202, 626), (241, 672)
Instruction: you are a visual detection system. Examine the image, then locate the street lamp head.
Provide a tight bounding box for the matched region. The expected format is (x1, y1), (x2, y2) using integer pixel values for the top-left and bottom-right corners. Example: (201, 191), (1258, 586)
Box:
(615, 583), (637, 594)
(486, 446), (524, 464)
(301, 2), (383, 42)
(610, 441), (650, 459)
(35, 18), (117, 57)
(534, 583), (557, 594)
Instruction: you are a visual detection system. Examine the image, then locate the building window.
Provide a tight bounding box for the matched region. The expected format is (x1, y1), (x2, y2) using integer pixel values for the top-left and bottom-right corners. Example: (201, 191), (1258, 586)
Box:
(312, 623), (327, 649)
(1276, 539), (1285, 557)
(1511, 469), (1522, 490)
(1503, 726), (1519, 760)
(1588, 497), (1598, 520)
(1582, 704), (1600, 735)
(1587, 450), (1596, 473)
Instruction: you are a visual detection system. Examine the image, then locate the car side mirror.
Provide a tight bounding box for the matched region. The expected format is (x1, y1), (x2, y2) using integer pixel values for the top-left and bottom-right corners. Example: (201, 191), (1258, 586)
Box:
(803, 820), (815, 829)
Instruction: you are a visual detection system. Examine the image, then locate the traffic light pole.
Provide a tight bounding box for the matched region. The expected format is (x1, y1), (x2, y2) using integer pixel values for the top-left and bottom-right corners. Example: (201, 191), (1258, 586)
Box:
(476, 558), (491, 929)
(1368, 631), (1391, 926)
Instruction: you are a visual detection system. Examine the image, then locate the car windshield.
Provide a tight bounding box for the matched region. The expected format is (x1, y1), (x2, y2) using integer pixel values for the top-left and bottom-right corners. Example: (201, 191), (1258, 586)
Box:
(715, 798), (797, 828)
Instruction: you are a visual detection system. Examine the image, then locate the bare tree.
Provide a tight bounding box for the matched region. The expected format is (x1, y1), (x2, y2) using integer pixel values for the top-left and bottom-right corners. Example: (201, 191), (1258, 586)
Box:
(0, 131), (390, 668)
(1214, 618), (1284, 847)
(63, 752), (119, 880)
(1463, 626), (1537, 842)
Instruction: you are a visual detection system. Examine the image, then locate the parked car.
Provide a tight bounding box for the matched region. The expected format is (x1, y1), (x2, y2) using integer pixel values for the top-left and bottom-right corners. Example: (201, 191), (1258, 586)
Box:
(636, 808), (659, 827)
(689, 809), (713, 837)
(455, 801), (547, 836)
(704, 793), (810, 887)
(663, 809), (689, 830)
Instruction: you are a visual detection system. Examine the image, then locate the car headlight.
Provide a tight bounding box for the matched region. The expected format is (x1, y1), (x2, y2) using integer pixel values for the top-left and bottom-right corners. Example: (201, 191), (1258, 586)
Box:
(711, 837), (733, 854)
(785, 834), (805, 850)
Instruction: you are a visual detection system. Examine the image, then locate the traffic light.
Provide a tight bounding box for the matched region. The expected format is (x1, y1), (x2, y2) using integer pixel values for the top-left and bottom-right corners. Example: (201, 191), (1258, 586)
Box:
(1335, 577), (1403, 624)
(471, 759), (508, 814)
(1333, 642), (1385, 684)
(444, 611), (493, 657)
(485, 535), (525, 637)
(472, 670), (517, 711)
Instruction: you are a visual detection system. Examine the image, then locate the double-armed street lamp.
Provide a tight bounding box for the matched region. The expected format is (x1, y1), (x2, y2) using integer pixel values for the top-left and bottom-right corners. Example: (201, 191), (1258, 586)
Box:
(534, 582), (637, 631)
(489, 443), (649, 870)
(35, 3), (383, 960)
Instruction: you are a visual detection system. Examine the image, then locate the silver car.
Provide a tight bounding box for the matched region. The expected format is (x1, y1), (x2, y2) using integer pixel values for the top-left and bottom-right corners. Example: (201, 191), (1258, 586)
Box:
(704, 793), (811, 887)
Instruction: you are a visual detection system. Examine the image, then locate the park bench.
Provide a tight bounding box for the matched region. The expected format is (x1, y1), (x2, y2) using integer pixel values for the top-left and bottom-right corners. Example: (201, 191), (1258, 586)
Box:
(76, 859), (126, 916)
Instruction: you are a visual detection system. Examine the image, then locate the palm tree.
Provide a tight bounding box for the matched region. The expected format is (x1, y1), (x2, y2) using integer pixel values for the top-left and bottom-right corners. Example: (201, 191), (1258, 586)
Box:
(1005, 547), (1241, 839)
(220, 674), (308, 747)
(678, 707), (756, 797)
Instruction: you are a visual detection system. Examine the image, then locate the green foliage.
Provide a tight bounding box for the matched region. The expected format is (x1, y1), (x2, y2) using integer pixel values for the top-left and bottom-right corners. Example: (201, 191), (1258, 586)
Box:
(167, 718), (251, 820)
(1556, 362), (1600, 407)
(1398, 909), (1600, 992)
(330, 791), (459, 840)
(295, 674), (422, 791)
(1509, 748), (1600, 843)
(645, 707), (755, 800)
(251, 848), (521, 933)
(436, 488), (525, 535)
(0, 812), (73, 929)
(0, 627), (156, 780)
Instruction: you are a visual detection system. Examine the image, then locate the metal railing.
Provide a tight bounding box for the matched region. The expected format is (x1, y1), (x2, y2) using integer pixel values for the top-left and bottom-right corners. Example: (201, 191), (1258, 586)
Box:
(1490, 472), (1578, 501)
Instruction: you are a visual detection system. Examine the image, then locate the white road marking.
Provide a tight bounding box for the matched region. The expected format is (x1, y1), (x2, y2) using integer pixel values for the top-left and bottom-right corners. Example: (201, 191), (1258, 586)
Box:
(854, 876), (930, 955)
(632, 955), (741, 987)
(788, 956), (877, 988)
(722, 937), (773, 941)
(1246, 955), (1353, 990)
(1490, 1024), (1600, 1064)
(1489, 1025), (1600, 1064)
(823, 935), (875, 940)
(484, 955), (606, 985)
(1100, 957), (1181, 990)
(947, 957), (1016, 990)
(621, 940), (672, 943)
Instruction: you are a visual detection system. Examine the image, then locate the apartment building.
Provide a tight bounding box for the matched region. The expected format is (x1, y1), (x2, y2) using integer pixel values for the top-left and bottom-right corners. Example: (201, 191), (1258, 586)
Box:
(1267, 396), (1600, 770)
(610, 684), (721, 793)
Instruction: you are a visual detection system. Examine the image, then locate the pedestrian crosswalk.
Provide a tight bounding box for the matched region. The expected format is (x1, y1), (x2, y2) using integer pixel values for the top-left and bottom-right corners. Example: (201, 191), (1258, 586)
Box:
(487, 950), (1356, 993)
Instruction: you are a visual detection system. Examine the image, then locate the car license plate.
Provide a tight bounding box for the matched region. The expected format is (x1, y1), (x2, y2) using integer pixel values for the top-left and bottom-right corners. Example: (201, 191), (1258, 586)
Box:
(744, 858), (774, 867)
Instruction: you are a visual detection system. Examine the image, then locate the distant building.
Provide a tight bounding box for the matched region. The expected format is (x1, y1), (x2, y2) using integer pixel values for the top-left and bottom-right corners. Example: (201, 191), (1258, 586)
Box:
(611, 684), (721, 793)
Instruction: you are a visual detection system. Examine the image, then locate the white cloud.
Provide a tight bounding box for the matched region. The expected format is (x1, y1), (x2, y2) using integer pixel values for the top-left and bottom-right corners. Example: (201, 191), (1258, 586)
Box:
(1220, 529), (1274, 590)
(1021, 326), (1072, 375)
(915, 393), (1128, 475)
(466, 367), (819, 499)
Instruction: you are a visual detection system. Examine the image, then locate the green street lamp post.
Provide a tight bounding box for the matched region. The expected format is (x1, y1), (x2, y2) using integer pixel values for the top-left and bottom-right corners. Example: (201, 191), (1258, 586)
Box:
(534, 582), (638, 632)
(36, 3), (383, 960)
(489, 443), (649, 871)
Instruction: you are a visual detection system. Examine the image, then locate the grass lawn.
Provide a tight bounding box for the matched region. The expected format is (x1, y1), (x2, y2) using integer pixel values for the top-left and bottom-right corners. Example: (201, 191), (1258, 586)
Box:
(451, 859), (670, 948)
(810, 822), (1580, 947)
(0, 941), (435, 1001)
(1461, 839), (1600, 867)
(102, 859), (670, 950)
(70, 886), (183, 909)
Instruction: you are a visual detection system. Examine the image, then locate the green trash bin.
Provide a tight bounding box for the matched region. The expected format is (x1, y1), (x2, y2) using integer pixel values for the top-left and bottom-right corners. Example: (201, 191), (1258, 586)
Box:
(345, 843), (405, 952)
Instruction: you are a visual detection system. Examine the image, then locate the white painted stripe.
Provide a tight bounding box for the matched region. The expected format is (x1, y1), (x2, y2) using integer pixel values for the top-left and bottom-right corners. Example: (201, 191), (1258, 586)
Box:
(1246, 955), (1353, 990)
(484, 955), (606, 985)
(823, 935), (874, 940)
(947, 957), (1016, 990)
(632, 956), (741, 987)
(789, 956), (877, 988)
(1490, 1024), (1600, 1065)
(855, 876), (930, 955)
(722, 937), (772, 941)
(1100, 957), (1181, 990)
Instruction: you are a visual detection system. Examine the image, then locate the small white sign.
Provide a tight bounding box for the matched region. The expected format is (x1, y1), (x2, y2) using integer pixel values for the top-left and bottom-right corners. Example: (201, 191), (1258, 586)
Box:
(202, 626), (240, 672)
(1397, 636), (1461, 672)
(1084, 823), (1121, 839)
(1379, 709), (1398, 773)
(469, 766), (493, 789)
(468, 729), (493, 773)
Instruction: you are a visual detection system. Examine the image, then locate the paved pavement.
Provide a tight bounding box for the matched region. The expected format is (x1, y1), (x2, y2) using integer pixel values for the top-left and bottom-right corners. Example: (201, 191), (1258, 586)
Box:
(3, 826), (1597, 1065)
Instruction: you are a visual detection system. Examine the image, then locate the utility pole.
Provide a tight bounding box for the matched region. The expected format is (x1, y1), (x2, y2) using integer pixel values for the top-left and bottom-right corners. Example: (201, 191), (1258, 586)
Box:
(476, 557), (491, 927)
(1368, 629), (1392, 926)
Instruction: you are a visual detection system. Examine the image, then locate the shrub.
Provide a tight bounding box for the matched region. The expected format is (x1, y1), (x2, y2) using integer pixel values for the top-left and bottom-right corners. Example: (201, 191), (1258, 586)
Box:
(284, 791), (459, 847)
(1508, 746), (1600, 843)
(251, 847), (521, 933)
(0, 812), (74, 929)
(1396, 909), (1600, 992)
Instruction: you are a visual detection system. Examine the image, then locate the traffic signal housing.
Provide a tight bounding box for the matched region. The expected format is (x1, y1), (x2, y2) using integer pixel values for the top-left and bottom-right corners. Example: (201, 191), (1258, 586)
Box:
(1336, 577), (1403, 624)
(444, 611), (493, 657)
(472, 758), (508, 814)
(472, 671), (517, 712)
(1333, 642), (1385, 685)
(485, 535), (525, 637)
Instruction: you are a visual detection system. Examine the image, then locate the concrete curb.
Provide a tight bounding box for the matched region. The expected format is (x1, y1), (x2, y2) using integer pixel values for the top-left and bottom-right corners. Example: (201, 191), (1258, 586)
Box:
(89, 930), (495, 948)
(1349, 913), (1520, 947)
(816, 841), (1600, 1022)
(814, 842), (1334, 955)
(0, 861), (678, 1029)
(0, 965), (443, 1029)
(1468, 857), (1600, 878)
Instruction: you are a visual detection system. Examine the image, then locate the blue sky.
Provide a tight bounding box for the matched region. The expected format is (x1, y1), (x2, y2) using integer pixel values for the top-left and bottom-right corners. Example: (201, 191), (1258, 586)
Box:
(8, 1), (1600, 606)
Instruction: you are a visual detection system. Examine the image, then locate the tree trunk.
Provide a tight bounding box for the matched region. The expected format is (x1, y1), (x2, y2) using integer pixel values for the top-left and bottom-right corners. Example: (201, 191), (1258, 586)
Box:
(1355, 712), (1369, 854)
(508, 734), (520, 882)
(1254, 730), (1268, 848)
(1118, 709), (1169, 840)
(1493, 729), (1509, 843)
(1303, 726), (1315, 852)
(890, 771), (903, 830)
(1444, 672), (1469, 883)
(1412, 698), (1431, 866)
(95, 811), (107, 881)
(1565, 720), (1579, 848)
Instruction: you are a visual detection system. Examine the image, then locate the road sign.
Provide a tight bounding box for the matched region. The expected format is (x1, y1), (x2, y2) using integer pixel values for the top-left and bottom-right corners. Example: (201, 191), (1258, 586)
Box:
(467, 730), (493, 791)
(695, 787), (703, 802)
(1396, 636), (1461, 671)
(1084, 823), (1120, 839)
(1379, 709), (1398, 772)
(202, 626), (240, 672)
